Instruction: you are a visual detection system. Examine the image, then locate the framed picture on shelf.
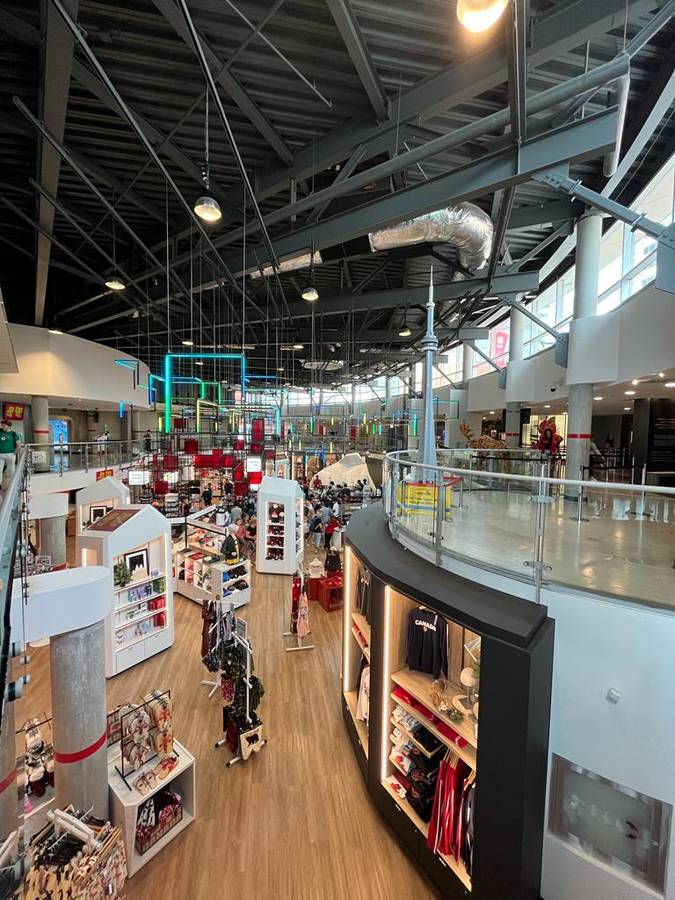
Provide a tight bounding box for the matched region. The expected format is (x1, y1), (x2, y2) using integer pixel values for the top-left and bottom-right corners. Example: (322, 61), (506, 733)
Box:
(124, 547), (149, 581)
(90, 505), (110, 523)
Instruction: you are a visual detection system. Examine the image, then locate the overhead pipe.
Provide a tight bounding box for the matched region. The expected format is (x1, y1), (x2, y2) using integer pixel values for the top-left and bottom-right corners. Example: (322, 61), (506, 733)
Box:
(602, 74), (631, 177)
(368, 203), (493, 272)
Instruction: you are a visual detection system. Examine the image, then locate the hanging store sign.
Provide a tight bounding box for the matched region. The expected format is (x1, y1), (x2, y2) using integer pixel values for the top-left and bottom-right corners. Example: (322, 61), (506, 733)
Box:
(128, 469), (150, 485)
(96, 468), (114, 481)
(3, 402), (24, 421)
(245, 456), (262, 474)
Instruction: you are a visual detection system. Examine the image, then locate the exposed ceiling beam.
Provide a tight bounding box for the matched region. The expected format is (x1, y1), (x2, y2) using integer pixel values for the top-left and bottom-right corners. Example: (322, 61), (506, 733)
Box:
(541, 55), (675, 281)
(152, 0), (293, 165)
(215, 109), (618, 285)
(70, 59), (229, 200)
(508, 199), (579, 229)
(326, 0), (387, 121)
(34, 0), (79, 325)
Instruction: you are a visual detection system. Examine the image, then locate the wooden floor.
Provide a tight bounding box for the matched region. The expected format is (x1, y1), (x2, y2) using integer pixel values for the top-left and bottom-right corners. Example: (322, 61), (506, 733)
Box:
(13, 554), (438, 900)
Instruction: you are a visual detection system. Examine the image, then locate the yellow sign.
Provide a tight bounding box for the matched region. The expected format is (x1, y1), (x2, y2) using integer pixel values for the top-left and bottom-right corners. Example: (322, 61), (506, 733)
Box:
(397, 480), (458, 516)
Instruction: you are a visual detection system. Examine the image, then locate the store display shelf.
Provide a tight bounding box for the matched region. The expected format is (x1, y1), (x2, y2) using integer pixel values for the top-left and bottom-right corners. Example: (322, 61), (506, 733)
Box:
(389, 692), (476, 771)
(108, 740), (193, 807)
(184, 542), (222, 557)
(351, 611), (370, 645)
(388, 717), (443, 760)
(115, 607), (165, 631)
(391, 668), (478, 749)
(381, 778), (472, 891)
(114, 574), (159, 594)
(351, 624), (370, 662)
(116, 625), (168, 652)
(114, 590), (165, 612)
(344, 690), (368, 759)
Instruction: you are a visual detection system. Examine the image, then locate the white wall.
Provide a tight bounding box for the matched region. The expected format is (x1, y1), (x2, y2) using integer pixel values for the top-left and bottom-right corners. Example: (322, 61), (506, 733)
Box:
(0, 324), (150, 408)
(541, 585), (675, 900)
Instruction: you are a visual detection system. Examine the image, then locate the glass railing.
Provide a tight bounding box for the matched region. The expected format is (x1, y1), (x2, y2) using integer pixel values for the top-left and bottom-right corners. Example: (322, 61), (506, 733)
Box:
(0, 450), (28, 730)
(382, 450), (675, 609)
(26, 440), (143, 475)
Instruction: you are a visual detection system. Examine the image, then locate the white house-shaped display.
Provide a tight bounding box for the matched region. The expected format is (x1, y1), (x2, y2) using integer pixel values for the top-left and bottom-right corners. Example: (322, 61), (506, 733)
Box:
(255, 475), (304, 575)
(77, 505), (173, 677)
(75, 476), (131, 535)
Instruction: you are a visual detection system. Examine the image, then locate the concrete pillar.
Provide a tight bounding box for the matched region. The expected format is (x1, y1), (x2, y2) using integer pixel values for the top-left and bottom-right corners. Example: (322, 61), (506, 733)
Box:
(0, 689), (17, 840)
(566, 211), (602, 496)
(38, 515), (67, 567)
(50, 622), (108, 818)
(462, 342), (473, 386)
(31, 395), (50, 473)
(505, 307), (526, 447)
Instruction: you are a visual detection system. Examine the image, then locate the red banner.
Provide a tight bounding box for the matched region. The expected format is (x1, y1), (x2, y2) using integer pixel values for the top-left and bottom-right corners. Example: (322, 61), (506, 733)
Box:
(96, 468), (114, 481)
(3, 402), (24, 421)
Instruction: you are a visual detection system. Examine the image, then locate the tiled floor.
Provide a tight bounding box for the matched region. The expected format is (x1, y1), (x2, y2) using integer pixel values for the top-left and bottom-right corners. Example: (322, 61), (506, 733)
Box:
(399, 487), (675, 609)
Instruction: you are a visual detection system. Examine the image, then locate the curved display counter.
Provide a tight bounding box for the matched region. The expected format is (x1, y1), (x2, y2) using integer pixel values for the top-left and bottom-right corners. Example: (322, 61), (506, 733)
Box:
(342, 505), (554, 899)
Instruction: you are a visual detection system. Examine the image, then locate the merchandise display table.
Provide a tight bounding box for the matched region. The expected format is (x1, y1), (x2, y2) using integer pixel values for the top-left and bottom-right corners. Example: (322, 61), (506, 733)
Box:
(317, 575), (344, 611)
(108, 739), (196, 877)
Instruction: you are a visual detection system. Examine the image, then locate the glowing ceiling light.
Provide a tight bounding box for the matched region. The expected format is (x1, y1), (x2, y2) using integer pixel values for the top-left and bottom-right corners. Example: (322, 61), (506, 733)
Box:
(182, 339), (194, 346)
(48, 327), (63, 335)
(457, 0), (509, 32)
(104, 275), (126, 291)
(625, 390), (636, 395)
(194, 196), (222, 223)
(301, 285), (319, 302)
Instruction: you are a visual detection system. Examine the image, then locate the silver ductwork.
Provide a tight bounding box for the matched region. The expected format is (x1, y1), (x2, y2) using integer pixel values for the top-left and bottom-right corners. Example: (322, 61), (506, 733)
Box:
(368, 202), (493, 272)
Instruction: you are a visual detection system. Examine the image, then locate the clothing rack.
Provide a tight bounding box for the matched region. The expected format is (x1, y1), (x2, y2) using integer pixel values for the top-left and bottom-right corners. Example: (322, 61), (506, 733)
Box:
(201, 597), (235, 699)
(283, 568), (314, 653)
(215, 628), (268, 766)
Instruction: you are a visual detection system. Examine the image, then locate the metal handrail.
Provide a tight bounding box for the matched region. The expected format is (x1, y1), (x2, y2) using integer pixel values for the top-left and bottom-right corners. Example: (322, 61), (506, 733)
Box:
(386, 450), (675, 496)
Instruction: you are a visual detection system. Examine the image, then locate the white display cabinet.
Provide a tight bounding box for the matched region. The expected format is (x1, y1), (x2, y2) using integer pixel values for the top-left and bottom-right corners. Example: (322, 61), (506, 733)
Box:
(77, 506), (174, 677)
(255, 475), (304, 575)
(75, 476), (130, 536)
(173, 545), (251, 609)
(108, 738), (195, 877)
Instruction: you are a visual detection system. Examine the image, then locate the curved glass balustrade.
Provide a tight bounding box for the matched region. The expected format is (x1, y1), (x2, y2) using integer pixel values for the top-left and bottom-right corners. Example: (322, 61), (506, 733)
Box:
(383, 450), (675, 609)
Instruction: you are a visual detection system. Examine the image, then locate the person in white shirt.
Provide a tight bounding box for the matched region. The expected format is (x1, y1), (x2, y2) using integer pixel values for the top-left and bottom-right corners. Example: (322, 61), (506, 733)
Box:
(95, 428), (108, 461)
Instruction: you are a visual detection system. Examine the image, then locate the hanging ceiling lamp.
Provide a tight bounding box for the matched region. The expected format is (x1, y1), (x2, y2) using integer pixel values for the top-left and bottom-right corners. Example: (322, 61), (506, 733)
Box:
(194, 89), (222, 224)
(456, 0), (508, 32)
(398, 311), (411, 337)
(301, 240), (319, 301)
(104, 206), (126, 290)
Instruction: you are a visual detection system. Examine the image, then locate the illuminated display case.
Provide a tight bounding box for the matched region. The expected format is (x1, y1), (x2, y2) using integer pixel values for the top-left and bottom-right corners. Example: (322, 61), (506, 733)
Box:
(343, 506), (554, 900)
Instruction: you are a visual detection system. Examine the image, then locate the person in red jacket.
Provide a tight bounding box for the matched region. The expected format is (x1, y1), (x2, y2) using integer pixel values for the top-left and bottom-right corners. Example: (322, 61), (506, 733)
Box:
(324, 514), (339, 551)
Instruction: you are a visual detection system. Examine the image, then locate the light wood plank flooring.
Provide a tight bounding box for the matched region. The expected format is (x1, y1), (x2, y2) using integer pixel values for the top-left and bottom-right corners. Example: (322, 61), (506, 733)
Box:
(13, 560), (438, 900)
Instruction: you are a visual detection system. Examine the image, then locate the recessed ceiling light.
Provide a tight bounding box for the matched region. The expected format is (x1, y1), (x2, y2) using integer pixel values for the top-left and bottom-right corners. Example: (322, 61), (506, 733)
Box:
(489, 411), (494, 415)
(182, 339), (194, 346)
(666, 382), (675, 388)
(48, 328), (63, 335)
(624, 407), (631, 411)
(293, 343), (304, 351)
(593, 396), (603, 401)
(631, 379), (639, 386)
(625, 390), (636, 395)
(277, 366), (284, 371)
(195, 361), (204, 366)
(543, 404), (551, 409)
(658, 372), (665, 378)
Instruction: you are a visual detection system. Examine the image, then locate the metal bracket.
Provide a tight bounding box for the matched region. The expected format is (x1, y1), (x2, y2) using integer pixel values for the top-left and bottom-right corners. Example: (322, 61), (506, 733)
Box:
(529, 495), (555, 505)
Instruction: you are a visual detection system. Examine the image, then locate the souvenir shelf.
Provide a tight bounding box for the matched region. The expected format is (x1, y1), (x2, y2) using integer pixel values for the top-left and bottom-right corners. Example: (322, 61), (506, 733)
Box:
(75, 476), (130, 535)
(255, 475), (304, 575)
(108, 738), (196, 877)
(172, 520), (251, 608)
(77, 506), (174, 677)
(342, 506), (554, 900)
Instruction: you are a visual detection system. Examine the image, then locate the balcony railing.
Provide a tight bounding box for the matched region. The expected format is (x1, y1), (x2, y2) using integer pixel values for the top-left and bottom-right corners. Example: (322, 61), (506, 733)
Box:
(383, 449), (675, 610)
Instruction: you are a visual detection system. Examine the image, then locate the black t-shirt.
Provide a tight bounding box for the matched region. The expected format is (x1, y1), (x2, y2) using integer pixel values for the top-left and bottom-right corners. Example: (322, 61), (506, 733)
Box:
(406, 608), (448, 679)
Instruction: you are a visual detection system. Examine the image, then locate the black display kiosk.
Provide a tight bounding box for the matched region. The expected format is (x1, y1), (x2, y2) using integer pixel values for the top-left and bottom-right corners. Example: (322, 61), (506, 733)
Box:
(342, 506), (554, 899)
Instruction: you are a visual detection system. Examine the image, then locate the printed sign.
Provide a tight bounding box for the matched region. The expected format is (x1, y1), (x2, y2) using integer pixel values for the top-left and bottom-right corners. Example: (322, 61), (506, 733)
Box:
(128, 469), (150, 485)
(396, 481), (455, 516)
(235, 616), (248, 641)
(3, 402), (24, 421)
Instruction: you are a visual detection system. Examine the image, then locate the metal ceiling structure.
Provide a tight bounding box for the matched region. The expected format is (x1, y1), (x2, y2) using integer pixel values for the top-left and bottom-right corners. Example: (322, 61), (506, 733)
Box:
(0, 0), (673, 389)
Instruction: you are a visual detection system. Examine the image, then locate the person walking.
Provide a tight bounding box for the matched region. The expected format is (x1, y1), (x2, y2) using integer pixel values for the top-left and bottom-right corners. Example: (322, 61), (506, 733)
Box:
(201, 482), (213, 507)
(143, 429), (152, 454)
(0, 419), (21, 484)
(309, 508), (323, 551)
(95, 427), (108, 462)
(324, 514), (339, 551)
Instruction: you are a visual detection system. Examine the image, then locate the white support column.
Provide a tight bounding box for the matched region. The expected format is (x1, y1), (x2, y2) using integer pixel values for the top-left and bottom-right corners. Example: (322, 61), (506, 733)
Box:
(462, 342), (473, 386)
(505, 307), (526, 447)
(566, 211), (602, 496)
(31, 395), (50, 473)
(38, 515), (67, 566)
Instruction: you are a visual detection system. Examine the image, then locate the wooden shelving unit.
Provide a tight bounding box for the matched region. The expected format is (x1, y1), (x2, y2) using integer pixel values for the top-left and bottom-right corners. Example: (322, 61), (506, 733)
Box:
(344, 690), (368, 758)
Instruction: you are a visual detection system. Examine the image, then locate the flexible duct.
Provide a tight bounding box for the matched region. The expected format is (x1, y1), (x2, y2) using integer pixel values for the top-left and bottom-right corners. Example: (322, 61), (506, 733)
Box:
(368, 202), (493, 272)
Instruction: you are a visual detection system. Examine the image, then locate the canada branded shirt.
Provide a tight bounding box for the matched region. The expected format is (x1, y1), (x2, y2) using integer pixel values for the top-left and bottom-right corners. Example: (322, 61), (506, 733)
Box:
(406, 608), (448, 679)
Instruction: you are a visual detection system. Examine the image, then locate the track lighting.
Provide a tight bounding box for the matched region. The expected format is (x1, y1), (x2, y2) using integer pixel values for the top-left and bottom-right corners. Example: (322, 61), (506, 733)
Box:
(457, 0), (508, 32)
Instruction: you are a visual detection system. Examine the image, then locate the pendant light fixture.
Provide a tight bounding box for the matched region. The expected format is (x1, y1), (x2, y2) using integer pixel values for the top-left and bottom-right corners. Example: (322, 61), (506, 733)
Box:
(104, 206), (126, 291)
(456, 0), (508, 32)
(301, 240), (319, 301)
(194, 89), (222, 224)
(398, 311), (411, 337)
